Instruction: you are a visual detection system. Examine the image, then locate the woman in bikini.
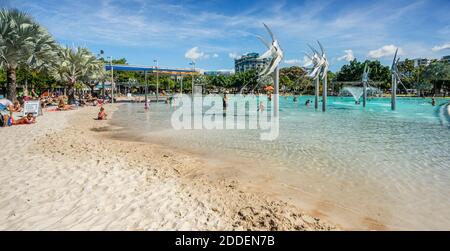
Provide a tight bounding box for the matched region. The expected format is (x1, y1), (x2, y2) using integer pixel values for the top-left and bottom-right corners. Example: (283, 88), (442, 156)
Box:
(13, 113), (36, 125)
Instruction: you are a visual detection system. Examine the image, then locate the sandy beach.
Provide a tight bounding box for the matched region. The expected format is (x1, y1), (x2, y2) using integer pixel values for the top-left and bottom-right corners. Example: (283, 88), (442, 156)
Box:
(0, 105), (336, 230)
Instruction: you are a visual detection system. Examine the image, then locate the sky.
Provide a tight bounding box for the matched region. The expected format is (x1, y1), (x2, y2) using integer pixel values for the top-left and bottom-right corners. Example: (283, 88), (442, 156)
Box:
(3, 0), (450, 72)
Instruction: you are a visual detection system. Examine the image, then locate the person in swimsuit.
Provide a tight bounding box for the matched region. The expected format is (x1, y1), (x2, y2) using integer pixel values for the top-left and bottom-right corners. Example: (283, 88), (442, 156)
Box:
(305, 99), (311, 107)
(258, 101), (265, 112)
(13, 101), (22, 112)
(13, 113), (36, 125)
(57, 99), (72, 110)
(98, 107), (107, 120)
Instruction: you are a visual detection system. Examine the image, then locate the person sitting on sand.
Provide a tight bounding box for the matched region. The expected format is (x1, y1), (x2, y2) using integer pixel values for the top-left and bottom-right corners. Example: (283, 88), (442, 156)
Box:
(13, 113), (36, 125)
(98, 107), (107, 120)
(57, 99), (72, 111)
(12, 101), (22, 112)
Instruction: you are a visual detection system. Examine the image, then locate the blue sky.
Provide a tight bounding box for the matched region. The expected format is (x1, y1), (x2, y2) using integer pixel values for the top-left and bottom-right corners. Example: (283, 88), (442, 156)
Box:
(3, 0), (450, 72)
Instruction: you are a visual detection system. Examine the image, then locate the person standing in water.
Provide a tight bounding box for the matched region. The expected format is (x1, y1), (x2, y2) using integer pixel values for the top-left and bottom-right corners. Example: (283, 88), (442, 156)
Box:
(223, 94), (228, 110)
(305, 99), (311, 107)
(258, 101), (265, 112)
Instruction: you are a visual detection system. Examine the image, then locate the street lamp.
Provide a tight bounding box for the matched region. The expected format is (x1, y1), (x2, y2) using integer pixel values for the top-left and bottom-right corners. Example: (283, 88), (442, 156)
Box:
(190, 61), (196, 96)
(144, 70), (149, 110)
(154, 59), (159, 102)
(98, 50), (106, 99)
(107, 56), (114, 104)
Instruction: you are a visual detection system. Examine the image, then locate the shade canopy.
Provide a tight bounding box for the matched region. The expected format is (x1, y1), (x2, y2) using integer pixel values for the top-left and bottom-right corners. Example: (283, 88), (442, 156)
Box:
(105, 65), (198, 75)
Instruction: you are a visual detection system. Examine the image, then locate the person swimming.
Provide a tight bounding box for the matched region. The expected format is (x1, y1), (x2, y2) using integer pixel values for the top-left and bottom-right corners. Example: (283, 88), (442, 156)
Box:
(305, 99), (311, 107)
(431, 98), (436, 106)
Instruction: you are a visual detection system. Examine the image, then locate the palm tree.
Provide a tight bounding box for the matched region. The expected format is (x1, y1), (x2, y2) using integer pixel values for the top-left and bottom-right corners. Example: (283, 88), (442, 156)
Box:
(0, 8), (56, 101)
(84, 63), (107, 94)
(52, 46), (99, 104)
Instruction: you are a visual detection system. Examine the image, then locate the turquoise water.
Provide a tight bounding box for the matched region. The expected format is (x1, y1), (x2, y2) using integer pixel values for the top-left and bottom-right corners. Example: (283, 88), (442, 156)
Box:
(111, 96), (450, 230)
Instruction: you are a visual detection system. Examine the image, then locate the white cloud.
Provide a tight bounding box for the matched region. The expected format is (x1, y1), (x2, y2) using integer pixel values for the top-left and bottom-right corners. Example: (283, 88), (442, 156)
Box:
(432, 43), (450, 52)
(185, 47), (207, 61)
(302, 56), (312, 67)
(368, 45), (402, 58)
(337, 49), (355, 61)
(284, 56), (312, 67)
(212, 53), (219, 58)
(13, 0), (438, 71)
(284, 59), (302, 65)
(228, 52), (241, 60)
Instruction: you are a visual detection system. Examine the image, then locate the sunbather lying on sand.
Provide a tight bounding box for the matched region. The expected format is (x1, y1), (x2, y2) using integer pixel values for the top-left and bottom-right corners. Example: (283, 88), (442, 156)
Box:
(13, 113), (36, 125)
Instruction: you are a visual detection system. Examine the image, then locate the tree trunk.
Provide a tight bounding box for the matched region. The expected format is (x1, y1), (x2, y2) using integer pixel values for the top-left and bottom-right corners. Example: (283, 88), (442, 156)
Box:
(6, 67), (17, 102)
(89, 85), (95, 95)
(67, 81), (76, 105)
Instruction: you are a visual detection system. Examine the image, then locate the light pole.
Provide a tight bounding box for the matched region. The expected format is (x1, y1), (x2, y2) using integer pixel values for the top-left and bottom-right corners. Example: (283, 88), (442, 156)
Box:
(107, 56), (114, 104)
(180, 76), (183, 96)
(190, 61), (195, 96)
(144, 71), (149, 109)
(154, 59), (159, 103)
(98, 50), (105, 99)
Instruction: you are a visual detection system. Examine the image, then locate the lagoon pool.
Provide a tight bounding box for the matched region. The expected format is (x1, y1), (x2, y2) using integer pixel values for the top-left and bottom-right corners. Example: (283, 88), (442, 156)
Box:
(111, 96), (450, 230)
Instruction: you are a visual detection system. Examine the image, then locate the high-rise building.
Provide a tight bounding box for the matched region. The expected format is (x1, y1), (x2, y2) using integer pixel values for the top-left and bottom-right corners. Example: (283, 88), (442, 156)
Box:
(234, 53), (269, 73)
(412, 58), (431, 67)
(442, 55), (450, 64)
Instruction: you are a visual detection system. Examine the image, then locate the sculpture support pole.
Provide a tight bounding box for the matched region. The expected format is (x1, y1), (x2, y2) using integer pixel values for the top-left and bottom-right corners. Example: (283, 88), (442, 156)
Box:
(144, 71), (148, 109)
(363, 81), (367, 108)
(391, 74), (397, 110)
(273, 67), (279, 117)
(180, 76), (183, 97)
(315, 78), (319, 110)
(322, 76), (327, 112)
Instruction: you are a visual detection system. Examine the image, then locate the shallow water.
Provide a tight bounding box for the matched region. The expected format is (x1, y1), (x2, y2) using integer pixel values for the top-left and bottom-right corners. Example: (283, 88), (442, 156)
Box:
(111, 96), (450, 230)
